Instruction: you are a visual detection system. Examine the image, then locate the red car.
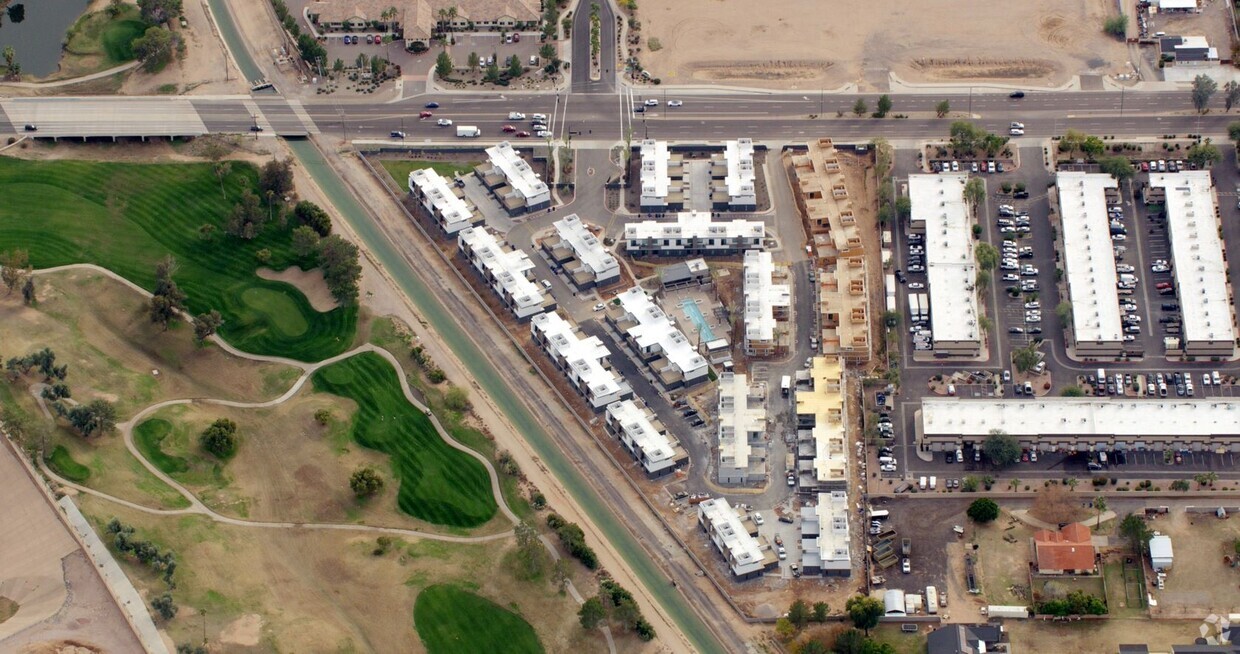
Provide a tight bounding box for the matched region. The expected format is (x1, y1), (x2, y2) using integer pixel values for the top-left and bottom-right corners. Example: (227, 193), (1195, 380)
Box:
(419, 111), (433, 119)
(515, 130), (531, 137)
(1140, 161), (1149, 172)
(502, 124), (517, 132)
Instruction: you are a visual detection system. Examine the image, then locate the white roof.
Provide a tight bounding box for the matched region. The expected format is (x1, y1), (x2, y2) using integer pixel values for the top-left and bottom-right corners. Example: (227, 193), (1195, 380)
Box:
(814, 491), (851, 566)
(531, 312), (627, 405)
(723, 138), (756, 202)
(922, 397), (1240, 438)
(553, 214), (619, 279)
(624, 211), (765, 241)
(698, 498), (765, 574)
(640, 139), (671, 201)
(910, 174), (980, 345)
(1158, 0), (1196, 8)
(717, 372), (766, 474)
(1056, 172), (1124, 345)
(616, 287), (708, 377)
(458, 227), (546, 313)
(1149, 534), (1174, 559)
(409, 168), (476, 232)
(1149, 172), (1236, 346)
(606, 400), (678, 470)
(485, 141), (550, 204)
(743, 251), (790, 343)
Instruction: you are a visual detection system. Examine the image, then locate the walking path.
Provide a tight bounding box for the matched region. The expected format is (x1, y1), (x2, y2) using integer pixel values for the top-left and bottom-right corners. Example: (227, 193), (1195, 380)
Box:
(0, 61), (140, 89)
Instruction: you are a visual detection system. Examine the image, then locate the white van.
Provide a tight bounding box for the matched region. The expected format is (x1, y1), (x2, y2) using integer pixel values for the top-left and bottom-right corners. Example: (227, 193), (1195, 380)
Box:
(919, 476), (928, 490)
(878, 456), (897, 465)
(929, 476), (938, 490)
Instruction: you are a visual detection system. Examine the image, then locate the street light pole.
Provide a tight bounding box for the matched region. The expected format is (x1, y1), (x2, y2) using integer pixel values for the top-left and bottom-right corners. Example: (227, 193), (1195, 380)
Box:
(968, 87), (973, 116)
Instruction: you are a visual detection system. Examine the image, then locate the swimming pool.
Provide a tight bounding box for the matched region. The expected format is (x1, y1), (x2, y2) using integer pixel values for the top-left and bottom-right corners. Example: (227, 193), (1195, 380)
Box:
(679, 299), (716, 341)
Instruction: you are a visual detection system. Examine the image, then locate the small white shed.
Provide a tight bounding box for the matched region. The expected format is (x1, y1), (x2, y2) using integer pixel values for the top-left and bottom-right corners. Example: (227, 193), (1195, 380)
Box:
(1149, 534), (1174, 570)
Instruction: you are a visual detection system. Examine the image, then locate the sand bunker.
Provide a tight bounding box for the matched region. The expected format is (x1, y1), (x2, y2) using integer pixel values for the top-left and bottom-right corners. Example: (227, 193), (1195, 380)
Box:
(256, 267), (339, 312)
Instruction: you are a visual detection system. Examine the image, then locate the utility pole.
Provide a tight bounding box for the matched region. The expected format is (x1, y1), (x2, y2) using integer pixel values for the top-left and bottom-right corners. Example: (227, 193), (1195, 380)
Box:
(819, 87), (824, 117)
(1120, 86), (1125, 117)
(968, 87), (973, 116)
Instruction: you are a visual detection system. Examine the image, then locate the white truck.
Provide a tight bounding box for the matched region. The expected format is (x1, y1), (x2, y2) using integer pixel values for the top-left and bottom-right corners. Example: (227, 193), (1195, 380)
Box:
(456, 125), (481, 138)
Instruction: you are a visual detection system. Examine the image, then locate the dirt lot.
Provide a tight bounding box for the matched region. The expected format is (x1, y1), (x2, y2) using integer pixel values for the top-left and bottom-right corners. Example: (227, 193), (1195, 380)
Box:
(1004, 617), (1204, 653)
(1148, 510), (1240, 617)
(637, 0), (1129, 89)
(972, 515), (1035, 606)
(879, 498), (972, 599)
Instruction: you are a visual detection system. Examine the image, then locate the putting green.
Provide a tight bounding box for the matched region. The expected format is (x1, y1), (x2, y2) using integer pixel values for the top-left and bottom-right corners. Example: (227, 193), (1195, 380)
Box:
(240, 287), (309, 338)
(414, 585), (543, 654)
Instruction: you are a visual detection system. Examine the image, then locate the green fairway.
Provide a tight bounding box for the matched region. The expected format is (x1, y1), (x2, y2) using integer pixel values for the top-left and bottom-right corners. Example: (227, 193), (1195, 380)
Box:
(379, 160), (479, 188)
(0, 157), (356, 361)
(133, 418), (190, 474)
(414, 585), (543, 654)
(311, 353), (497, 527)
(47, 445), (91, 483)
(64, 6), (148, 65)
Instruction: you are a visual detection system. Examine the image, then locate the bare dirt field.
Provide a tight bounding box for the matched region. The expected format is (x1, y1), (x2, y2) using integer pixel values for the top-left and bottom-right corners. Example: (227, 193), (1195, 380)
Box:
(637, 0), (1129, 89)
(972, 514), (1035, 606)
(1004, 617), (1203, 653)
(75, 494), (595, 653)
(1148, 510), (1240, 617)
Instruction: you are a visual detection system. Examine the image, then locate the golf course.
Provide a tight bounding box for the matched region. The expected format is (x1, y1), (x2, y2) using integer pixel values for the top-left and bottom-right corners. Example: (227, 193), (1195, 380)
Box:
(0, 157), (356, 361)
(414, 584), (543, 654)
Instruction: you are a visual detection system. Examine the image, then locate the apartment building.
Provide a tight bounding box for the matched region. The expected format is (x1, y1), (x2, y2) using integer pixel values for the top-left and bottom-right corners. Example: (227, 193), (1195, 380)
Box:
(541, 214), (620, 289)
(697, 498), (776, 580)
(710, 138), (757, 210)
(474, 142), (551, 215)
(638, 139), (684, 212)
(408, 168), (482, 234)
(623, 211), (764, 256)
(607, 287), (709, 387)
(457, 226), (553, 320)
(800, 491), (852, 577)
(716, 372), (768, 485)
(742, 251), (791, 357)
(604, 399), (688, 477)
(531, 311), (631, 410)
(795, 357), (848, 492)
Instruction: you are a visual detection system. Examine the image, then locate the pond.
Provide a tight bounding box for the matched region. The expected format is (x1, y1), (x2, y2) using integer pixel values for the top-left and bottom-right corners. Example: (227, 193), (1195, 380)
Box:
(0, 0), (90, 78)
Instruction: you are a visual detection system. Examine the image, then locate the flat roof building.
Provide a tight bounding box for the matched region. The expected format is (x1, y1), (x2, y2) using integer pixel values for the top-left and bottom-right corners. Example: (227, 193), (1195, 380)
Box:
(1149, 172), (1236, 358)
(910, 174), (981, 356)
(660, 258), (711, 290)
(918, 397), (1240, 452)
(1150, 534), (1174, 570)
(408, 168), (482, 234)
(716, 372), (768, 485)
(742, 251), (791, 357)
(531, 311), (630, 410)
(800, 491), (852, 577)
(711, 138), (757, 210)
(1056, 172), (1125, 357)
(541, 214), (620, 289)
(475, 142), (551, 215)
(457, 226), (553, 320)
(623, 211), (764, 257)
(697, 498), (775, 580)
(607, 287), (710, 387)
(795, 357), (848, 491)
(638, 139), (684, 211)
(604, 399), (688, 477)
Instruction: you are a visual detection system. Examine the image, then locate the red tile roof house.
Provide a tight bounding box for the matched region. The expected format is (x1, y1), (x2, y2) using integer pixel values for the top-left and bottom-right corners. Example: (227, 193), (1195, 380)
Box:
(1033, 523), (1097, 575)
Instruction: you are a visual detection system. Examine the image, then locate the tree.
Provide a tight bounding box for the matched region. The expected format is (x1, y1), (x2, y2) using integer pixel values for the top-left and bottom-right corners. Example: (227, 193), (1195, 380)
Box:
(539, 43), (556, 60)
(291, 225), (322, 260)
(875, 94), (892, 117)
(137, 0), (182, 24)
(151, 592), (177, 621)
(66, 399), (118, 437)
(1060, 385), (1085, 397)
(484, 57), (500, 83)
(507, 54), (523, 78)
(832, 629), (872, 654)
(974, 242), (998, 270)
(1230, 122), (1240, 144)
(1120, 513), (1151, 554)
(314, 409), (333, 425)
(1012, 341), (1042, 374)
(1186, 140), (1222, 169)
(852, 98), (867, 117)
(467, 51), (480, 71)
(132, 26), (176, 72)
(350, 466), (384, 498)
(1225, 81), (1240, 112)
(149, 256), (187, 330)
(983, 429), (1021, 468)
(258, 159), (294, 199)
(788, 598), (810, 629)
(895, 195), (912, 220)
(199, 418), (238, 459)
(0, 248), (32, 293)
(318, 235), (362, 305)
(578, 596), (606, 629)
(1103, 14), (1127, 39)
(511, 520), (550, 580)
(964, 177), (985, 209)
(192, 310), (223, 343)
(1055, 301), (1073, 329)
(332, 57), (344, 73)
(1097, 155), (1135, 181)
(293, 200), (332, 236)
(296, 33), (325, 65)
(21, 276), (34, 305)
(435, 50), (454, 79)
(226, 188), (265, 239)
(812, 601), (829, 623)
(967, 498), (1000, 523)
(844, 595), (883, 634)
(2, 45), (18, 79)
(935, 99), (950, 118)
(1192, 74), (1218, 114)
(1093, 496), (1107, 529)
(381, 5), (398, 32)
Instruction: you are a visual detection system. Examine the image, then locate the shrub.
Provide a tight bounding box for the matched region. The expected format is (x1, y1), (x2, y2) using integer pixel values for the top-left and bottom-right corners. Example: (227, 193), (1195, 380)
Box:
(199, 418), (238, 459)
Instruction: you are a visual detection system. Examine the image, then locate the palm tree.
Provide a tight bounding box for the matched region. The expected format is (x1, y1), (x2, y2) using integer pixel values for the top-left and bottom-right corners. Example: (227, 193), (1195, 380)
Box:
(381, 6), (397, 33)
(1008, 478), (1020, 492)
(1093, 496), (1107, 529)
(1066, 477), (1079, 491)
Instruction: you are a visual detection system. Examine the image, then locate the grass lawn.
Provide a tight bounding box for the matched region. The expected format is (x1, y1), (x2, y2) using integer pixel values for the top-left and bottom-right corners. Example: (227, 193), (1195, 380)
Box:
(870, 624), (927, 654)
(59, 7), (149, 78)
(379, 160), (479, 188)
(46, 445), (91, 482)
(133, 418), (190, 474)
(312, 353), (497, 528)
(0, 157), (357, 361)
(414, 584), (543, 654)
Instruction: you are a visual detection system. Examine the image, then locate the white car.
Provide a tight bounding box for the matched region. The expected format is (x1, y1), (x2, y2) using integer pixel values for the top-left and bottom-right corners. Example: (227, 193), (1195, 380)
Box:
(667, 100), (683, 107)
(753, 512), (764, 525)
(507, 111), (525, 120)
(436, 118), (453, 127)
(1010, 121), (1025, 129)
(593, 303), (605, 312)
(1010, 127), (1025, 136)
(907, 282), (925, 289)
(540, 279), (553, 290)
(1002, 273), (1019, 282)
(644, 98), (659, 106)
(901, 558), (911, 574)
(536, 130), (551, 138)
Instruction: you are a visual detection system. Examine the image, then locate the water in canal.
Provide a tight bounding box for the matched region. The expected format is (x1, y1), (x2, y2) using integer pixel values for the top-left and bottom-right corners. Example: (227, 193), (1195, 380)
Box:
(0, 0), (90, 78)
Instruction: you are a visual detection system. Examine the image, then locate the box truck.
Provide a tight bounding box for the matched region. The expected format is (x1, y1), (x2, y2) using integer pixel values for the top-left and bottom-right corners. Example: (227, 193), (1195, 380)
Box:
(456, 125), (481, 137)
